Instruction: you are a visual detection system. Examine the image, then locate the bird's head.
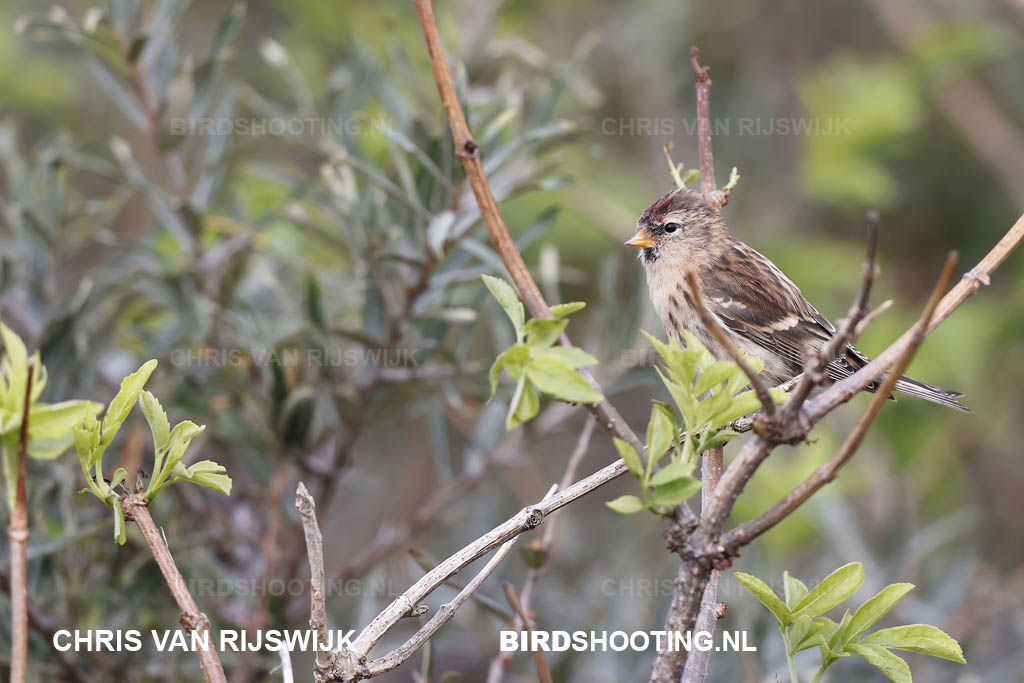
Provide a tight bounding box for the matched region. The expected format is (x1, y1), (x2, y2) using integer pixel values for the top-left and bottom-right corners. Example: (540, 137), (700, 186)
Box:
(626, 187), (728, 267)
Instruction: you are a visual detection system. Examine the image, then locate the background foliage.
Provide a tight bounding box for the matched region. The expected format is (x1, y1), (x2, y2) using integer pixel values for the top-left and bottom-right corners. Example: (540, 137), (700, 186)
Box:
(1, 0), (1022, 681)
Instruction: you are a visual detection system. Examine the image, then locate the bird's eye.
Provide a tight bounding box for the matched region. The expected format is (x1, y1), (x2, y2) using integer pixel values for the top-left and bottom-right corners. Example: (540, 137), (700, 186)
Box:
(664, 222), (681, 234)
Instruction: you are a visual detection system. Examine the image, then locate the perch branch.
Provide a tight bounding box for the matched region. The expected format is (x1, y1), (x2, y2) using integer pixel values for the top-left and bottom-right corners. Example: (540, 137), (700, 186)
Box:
(121, 493), (226, 683)
(358, 536), (520, 678)
(412, 0), (665, 482)
(723, 252), (958, 549)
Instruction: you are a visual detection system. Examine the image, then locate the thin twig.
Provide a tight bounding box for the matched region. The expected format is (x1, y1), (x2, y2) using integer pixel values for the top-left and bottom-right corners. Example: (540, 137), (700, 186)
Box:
(295, 482), (336, 678)
(658, 212), (1022, 677)
(655, 47), (734, 683)
(680, 444), (726, 683)
(722, 252), (959, 550)
(121, 494), (227, 683)
(502, 583), (554, 683)
(359, 536), (520, 678)
(782, 211), (880, 419)
(8, 358), (35, 683)
(685, 272), (776, 414)
(412, 0), (665, 487)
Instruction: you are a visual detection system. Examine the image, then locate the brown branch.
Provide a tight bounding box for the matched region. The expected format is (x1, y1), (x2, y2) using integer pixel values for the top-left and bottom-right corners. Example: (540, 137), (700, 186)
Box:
(782, 211), (880, 419)
(0, 566), (102, 683)
(121, 494), (226, 683)
(412, 0), (660, 483)
(680, 444), (726, 683)
(501, 583), (554, 683)
(295, 482), (336, 679)
(805, 211), (1024, 424)
(722, 252), (958, 550)
(685, 272), (776, 415)
(8, 358), (34, 683)
(653, 47), (733, 683)
(690, 47), (716, 199)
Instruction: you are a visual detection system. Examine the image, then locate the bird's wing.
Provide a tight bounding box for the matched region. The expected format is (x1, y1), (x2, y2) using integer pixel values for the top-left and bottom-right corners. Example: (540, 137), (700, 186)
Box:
(701, 243), (860, 382)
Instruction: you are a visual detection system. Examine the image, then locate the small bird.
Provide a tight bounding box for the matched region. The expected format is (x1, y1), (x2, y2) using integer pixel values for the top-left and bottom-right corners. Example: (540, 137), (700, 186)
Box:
(626, 187), (968, 412)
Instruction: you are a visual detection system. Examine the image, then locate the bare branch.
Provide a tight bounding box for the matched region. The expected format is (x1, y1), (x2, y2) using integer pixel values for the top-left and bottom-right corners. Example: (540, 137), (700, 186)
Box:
(295, 482), (335, 677)
(502, 583), (554, 683)
(805, 211), (1024, 423)
(8, 358), (35, 683)
(782, 210), (880, 417)
(411, 0), (664, 485)
(685, 272), (777, 415)
(361, 536), (520, 678)
(122, 494), (227, 683)
(681, 444), (726, 683)
(723, 252), (959, 550)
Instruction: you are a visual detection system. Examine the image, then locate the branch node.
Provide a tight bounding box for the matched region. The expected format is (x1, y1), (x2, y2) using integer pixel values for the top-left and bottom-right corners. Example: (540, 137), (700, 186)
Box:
(966, 265), (991, 287)
(458, 138), (479, 157)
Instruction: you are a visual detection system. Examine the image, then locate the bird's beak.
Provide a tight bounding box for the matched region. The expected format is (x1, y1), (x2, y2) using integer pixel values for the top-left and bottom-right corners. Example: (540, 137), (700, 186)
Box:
(625, 226), (655, 249)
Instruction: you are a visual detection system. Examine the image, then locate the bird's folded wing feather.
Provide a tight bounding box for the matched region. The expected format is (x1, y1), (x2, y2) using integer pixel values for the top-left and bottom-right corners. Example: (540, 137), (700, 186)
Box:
(701, 244), (866, 383)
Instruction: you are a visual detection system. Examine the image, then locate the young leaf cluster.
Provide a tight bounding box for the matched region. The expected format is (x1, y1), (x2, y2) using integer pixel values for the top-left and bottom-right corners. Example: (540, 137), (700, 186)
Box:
(735, 563), (965, 683)
(0, 322), (102, 510)
(482, 275), (602, 429)
(606, 330), (785, 516)
(75, 360), (232, 545)
(648, 330), (786, 461)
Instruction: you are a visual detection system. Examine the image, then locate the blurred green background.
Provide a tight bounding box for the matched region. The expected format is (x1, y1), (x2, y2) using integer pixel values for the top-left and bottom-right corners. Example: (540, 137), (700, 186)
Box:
(1, 0), (1023, 681)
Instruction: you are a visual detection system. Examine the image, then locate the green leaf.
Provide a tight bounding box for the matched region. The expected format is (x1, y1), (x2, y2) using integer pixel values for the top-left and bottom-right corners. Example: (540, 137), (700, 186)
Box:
(649, 460), (695, 487)
(0, 322), (29, 412)
(112, 498), (127, 546)
(650, 476), (702, 507)
(481, 275), (525, 339)
(176, 460), (232, 496)
(549, 302), (586, 318)
(102, 359), (158, 440)
(728, 351), (764, 394)
(792, 562), (864, 618)
(788, 614), (814, 654)
(22, 400), (101, 441)
(847, 583), (915, 641)
(784, 571), (809, 609)
(694, 361), (737, 396)
(505, 375), (539, 430)
(491, 344), (530, 400)
(145, 420), (205, 500)
(533, 346), (598, 368)
(645, 402), (676, 466)
(830, 609), (853, 650)
(702, 428), (741, 449)
(734, 572), (792, 626)
(658, 370), (698, 430)
(846, 643), (912, 683)
(708, 390), (763, 430)
(524, 318), (568, 349)
(109, 467), (128, 492)
(73, 410), (101, 464)
(614, 437), (643, 478)
(139, 390), (170, 453)
(861, 624), (965, 663)
(605, 494), (646, 514)
(525, 356), (603, 403)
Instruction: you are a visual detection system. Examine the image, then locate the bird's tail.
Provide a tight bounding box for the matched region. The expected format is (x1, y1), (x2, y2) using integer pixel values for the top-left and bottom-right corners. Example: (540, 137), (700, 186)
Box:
(890, 376), (971, 413)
